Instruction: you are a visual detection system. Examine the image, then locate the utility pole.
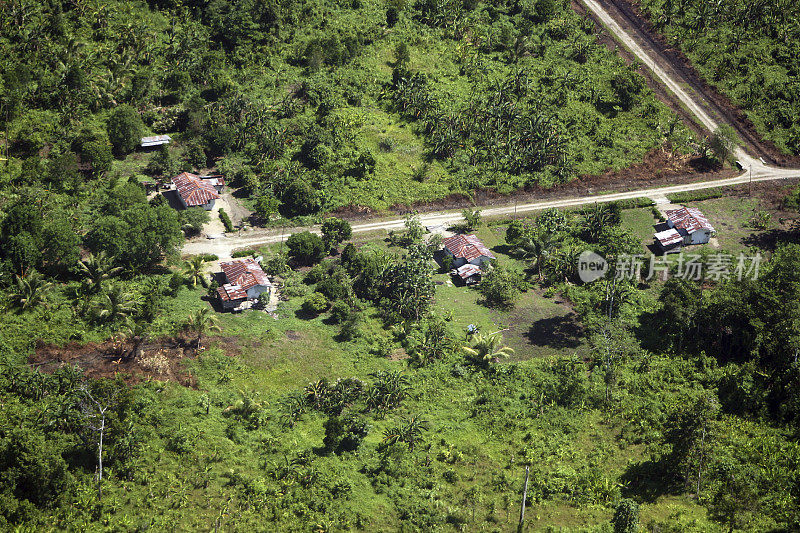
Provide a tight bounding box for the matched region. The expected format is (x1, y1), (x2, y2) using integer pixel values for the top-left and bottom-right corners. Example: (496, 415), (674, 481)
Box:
(749, 165), (752, 196)
(517, 466), (530, 532)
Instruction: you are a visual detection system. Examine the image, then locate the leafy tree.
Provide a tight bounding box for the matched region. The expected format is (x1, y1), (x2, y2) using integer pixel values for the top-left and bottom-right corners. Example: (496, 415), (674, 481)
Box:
(286, 231), (326, 265)
(664, 392), (721, 497)
(321, 217), (352, 251)
(461, 208), (481, 230)
(478, 264), (528, 309)
(184, 307), (221, 349)
(254, 194), (280, 220)
(612, 499), (639, 533)
(106, 105), (145, 156)
(395, 42), (410, 65)
(180, 208), (210, 236)
(280, 178), (320, 218)
(462, 331), (515, 368)
(379, 243), (435, 320)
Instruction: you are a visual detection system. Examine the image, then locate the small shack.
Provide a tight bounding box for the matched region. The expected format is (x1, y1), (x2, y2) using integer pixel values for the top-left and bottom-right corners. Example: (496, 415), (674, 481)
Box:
(452, 263), (483, 285)
(140, 135), (171, 148)
(199, 175), (225, 192)
(654, 207), (715, 252)
(441, 234), (495, 268)
(217, 258), (272, 311)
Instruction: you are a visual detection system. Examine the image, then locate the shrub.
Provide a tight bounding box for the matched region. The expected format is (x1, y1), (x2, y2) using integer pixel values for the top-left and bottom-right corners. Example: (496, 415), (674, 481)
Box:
(323, 414), (370, 453)
(198, 253), (218, 262)
(286, 231), (326, 265)
(666, 188), (725, 203)
(302, 292), (329, 315)
(219, 208), (234, 232)
(231, 249), (257, 258)
(265, 253), (289, 276)
(329, 300), (351, 323)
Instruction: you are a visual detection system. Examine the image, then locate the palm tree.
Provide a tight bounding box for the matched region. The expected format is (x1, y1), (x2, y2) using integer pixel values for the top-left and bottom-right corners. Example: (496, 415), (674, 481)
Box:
(8, 271), (51, 314)
(185, 307), (221, 350)
(463, 331), (515, 368)
(382, 416), (430, 451)
(182, 257), (207, 288)
(94, 284), (137, 323)
(118, 317), (149, 361)
(514, 229), (556, 281)
(78, 252), (122, 295)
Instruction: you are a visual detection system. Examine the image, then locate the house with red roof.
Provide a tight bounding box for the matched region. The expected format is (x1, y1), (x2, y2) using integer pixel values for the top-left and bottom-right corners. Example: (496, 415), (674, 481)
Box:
(216, 258), (273, 310)
(441, 234), (495, 268)
(172, 172), (220, 210)
(654, 207), (715, 252)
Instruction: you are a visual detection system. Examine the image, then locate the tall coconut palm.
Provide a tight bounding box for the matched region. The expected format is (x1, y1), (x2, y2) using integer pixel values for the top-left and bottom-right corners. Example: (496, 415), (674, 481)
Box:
(94, 284), (137, 323)
(78, 252), (122, 295)
(8, 271), (51, 314)
(182, 257), (207, 288)
(463, 331), (515, 368)
(185, 307), (221, 350)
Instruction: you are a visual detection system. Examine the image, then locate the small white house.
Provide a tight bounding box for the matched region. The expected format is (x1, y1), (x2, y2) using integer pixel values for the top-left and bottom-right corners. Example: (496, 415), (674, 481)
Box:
(217, 258), (272, 310)
(172, 172), (220, 211)
(654, 207), (715, 252)
(441, 234), (495, 268)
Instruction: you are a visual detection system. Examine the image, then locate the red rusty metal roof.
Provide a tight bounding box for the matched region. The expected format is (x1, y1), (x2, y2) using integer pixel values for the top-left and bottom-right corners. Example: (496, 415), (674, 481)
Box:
(172, 172), (220, 207)
(442, 234), (495, 262)
(654, 228), (683, 247)
(665, 207), (715, 233)
(220, 258), (271, 291)
(217, 284), (247, 302)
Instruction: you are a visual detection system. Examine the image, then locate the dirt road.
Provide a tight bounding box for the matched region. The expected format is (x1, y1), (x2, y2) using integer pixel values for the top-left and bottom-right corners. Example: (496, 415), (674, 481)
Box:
(183, 0), (800, 260)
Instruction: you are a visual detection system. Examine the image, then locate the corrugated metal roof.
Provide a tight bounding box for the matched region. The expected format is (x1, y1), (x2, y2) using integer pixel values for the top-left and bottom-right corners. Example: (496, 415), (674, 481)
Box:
(442, 234), (495, 262)
(654, 228), (683, 247)
(217, 284), (247, 302)
(665, 207), (715, 233)
(172, 172), (220, 207)
(220, 258), (271, 291)
(454, 263), (482, 279)
(141, 135), (171, 147)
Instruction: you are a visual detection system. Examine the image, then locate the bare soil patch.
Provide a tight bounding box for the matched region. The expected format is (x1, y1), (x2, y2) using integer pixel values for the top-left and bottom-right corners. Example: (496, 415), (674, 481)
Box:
(30, 335), (206, 387)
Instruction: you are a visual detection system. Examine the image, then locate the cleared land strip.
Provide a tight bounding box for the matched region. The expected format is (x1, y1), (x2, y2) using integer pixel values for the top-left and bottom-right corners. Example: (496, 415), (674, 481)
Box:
(185, 170), (800, 259)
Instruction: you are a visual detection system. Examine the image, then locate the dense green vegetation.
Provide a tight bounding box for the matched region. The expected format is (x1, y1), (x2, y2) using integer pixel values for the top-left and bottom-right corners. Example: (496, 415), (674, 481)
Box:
(2, 196), (800, 530)
(0, 0), (695, 218)
(1, 0), (799, 531)
(633, 0), (800, 155)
